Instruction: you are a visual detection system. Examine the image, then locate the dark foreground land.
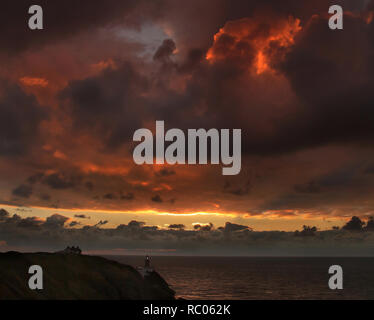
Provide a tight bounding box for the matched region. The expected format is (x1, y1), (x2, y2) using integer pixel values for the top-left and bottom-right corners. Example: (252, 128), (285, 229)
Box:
(0, 252), (175, 300)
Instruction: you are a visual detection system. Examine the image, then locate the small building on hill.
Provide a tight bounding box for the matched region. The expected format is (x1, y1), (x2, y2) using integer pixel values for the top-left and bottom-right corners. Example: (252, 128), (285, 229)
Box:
(57, 246), (82, 255)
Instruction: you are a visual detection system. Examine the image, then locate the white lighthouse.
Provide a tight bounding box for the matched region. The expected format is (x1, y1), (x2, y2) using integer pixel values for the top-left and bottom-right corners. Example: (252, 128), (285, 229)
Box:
(137, 255), (154, 277)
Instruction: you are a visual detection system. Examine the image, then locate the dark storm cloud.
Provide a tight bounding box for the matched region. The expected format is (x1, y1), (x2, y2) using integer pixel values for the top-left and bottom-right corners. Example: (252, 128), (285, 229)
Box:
(194, 223), (213, 231)
(279, 15), (369, 102)
(273, 13), (374, 151)
(94, 220), (108, 227)
(151, 195), (163, 203)
(17, 216), (43, 228)
(44, 214), (69, 228)
(74, 214), (90, 219)
(12, 185), (33, 198)
(4, 0), (325, 58)
(261, 192), (329, 211)
(127, 220), (146, 228)
(223, 180), (251, 196)
(317, 165), (360, 188)
(56, 7), (374, 159)
(157, 0), (323, 52)
(168, 224), (185, 230)
(261, 164), (372, 211)
(156, 0), (372, 65)
(0, 209), (9, 219)
(69, 221), (80, 227)
(0, 0), (164, 55)
(183, 13), (374, 156)
(103, 191), (135, 201)
(151, 2), (374, 157)
(222, 0), (368, 19)
(0, 83), (47, 155)
(27, 173), (45, 185)
(60, 63), (148, 148)
(103, 193), (117, 200)
(292, 165), (365, 206)
(155, 168), (176, 177)
(42, 172), (80, 190)
(265, 16), (371, 154)
(294, 181), (321, 194)
(153, 39), (176, 63)
(365, 165), (374, 174)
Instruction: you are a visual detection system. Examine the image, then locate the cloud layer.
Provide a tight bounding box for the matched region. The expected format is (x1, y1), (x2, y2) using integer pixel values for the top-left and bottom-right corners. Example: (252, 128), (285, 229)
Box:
(1, 0), (374, 233)
(1, 209), (374, 256)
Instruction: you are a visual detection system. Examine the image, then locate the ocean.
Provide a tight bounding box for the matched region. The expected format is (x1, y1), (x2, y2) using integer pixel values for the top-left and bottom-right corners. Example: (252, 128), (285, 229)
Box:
(105, 256), (374, 300)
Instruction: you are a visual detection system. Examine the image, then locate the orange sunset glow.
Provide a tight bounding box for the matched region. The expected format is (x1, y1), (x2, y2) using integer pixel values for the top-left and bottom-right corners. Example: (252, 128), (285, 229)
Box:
(206, 16), (302, 74)
(1, 0), (374, 255)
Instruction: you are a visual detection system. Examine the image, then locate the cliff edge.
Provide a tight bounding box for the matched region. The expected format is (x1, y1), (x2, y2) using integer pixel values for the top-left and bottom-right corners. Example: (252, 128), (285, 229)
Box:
(0, 251), (175, 300)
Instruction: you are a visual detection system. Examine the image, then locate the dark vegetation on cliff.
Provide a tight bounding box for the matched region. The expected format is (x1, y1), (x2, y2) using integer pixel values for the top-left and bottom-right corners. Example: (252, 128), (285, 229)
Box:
(0, 252), (175, 300)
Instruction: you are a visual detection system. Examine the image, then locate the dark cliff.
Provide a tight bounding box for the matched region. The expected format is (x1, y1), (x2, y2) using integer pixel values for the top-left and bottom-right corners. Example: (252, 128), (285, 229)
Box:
(0, 252), (175, 300)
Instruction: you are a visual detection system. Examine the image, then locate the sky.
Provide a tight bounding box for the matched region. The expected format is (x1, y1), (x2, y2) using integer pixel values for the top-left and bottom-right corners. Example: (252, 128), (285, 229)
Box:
(1, 0), (374, 253)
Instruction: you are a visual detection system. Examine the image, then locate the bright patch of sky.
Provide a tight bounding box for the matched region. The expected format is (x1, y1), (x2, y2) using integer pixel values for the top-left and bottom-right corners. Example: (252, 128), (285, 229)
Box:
(116, 23), (170, 59)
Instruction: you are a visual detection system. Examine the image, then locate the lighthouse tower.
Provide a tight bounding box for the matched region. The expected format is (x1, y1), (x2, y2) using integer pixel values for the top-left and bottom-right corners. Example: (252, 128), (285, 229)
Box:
(137, 254), (154, 277)
(145, 255), (151, 268)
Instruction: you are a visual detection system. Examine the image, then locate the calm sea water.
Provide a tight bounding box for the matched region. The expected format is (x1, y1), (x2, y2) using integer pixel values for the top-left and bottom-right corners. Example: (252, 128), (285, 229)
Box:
(104, 256), (374, 300)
